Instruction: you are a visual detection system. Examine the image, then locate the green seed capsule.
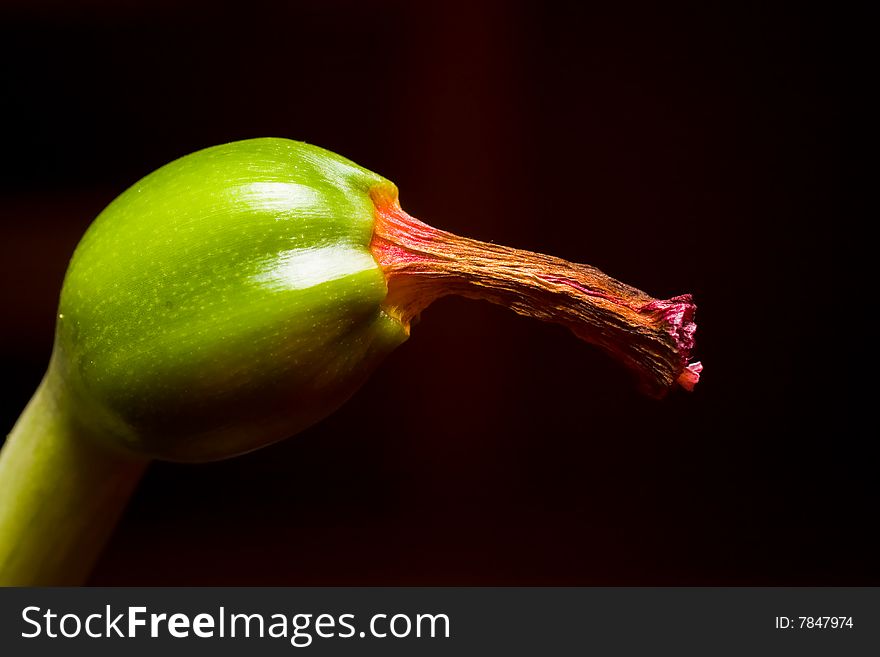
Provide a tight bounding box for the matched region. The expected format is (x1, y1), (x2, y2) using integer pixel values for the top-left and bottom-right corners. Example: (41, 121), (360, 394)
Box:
(54, 138), (408, 461)
(1, 137), (701, 584)
(46, 137), (702, 465)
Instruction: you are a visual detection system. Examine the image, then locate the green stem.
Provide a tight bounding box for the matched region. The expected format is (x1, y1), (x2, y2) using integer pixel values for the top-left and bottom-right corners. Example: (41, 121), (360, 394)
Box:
(0, 376), (147, 586)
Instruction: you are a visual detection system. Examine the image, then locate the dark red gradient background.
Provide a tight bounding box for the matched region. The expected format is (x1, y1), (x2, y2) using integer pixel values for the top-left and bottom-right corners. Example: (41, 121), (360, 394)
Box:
(1, 2), (866, 584)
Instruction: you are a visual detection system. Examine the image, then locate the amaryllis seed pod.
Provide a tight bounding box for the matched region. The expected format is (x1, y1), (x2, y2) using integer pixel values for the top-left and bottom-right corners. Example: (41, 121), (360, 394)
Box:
(0, 138), (700, 584)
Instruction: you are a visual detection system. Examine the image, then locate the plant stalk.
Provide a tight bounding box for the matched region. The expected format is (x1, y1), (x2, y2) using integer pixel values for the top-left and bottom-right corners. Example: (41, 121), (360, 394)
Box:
(0, 375), (147, 586)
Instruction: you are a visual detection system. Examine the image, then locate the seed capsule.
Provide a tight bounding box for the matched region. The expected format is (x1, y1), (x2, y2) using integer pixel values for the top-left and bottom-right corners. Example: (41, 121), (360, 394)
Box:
(51, 138), (700, 462)
(54, 139), (405, 460)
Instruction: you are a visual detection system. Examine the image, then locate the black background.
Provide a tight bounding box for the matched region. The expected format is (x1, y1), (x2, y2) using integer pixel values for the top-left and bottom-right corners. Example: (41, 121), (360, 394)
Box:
(0, 1), (865, 584)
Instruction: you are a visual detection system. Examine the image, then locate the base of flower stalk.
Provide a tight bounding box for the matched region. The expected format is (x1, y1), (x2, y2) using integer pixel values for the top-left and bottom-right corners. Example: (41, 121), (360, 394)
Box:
(0, 373), (147, 585)
(369, 190), (701, 398)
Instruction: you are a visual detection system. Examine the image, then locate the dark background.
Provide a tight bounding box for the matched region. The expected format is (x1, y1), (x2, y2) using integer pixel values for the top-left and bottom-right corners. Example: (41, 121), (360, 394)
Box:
(0, 1), (865, 584)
